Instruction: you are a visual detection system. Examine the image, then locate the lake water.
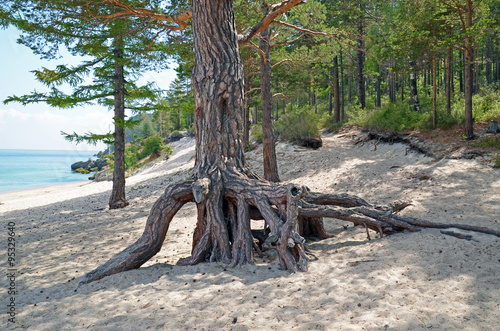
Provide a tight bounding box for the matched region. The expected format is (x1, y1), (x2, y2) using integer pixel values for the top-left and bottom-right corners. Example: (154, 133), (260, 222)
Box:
(0, 149), (99, 194)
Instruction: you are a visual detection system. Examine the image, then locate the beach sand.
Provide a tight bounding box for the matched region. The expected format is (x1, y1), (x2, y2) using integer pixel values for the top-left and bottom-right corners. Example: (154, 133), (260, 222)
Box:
(1, 133), (499, 330)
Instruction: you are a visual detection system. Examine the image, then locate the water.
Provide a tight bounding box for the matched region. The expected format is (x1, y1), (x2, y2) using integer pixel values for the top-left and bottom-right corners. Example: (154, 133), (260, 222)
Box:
(0, 149), (100, 194)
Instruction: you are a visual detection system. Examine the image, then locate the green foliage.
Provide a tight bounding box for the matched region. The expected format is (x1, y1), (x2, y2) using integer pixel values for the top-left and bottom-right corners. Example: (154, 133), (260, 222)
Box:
(472, 88), (500, 122)
(250, 125), (263, 144)
(74, 167), (90, 174)
(321, 115), (345, 133)
(275, 108), (321, 143)
(142, 135), (166, 157)
(474, 136), (500, 149)
(347, 100), (431, 132)
(493, 153), (500, 168)
(107, 135), (173, 172)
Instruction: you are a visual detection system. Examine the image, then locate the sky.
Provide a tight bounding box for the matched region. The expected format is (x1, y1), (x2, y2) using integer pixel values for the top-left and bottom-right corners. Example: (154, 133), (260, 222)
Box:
(0, 27), (178, 151)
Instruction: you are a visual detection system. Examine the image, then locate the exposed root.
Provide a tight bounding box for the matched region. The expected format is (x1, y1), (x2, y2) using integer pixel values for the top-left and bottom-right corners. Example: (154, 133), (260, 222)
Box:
(79, 175), (500, 285)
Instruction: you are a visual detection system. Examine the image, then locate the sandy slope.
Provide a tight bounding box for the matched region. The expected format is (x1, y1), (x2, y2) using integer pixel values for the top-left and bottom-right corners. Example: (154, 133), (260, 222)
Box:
(1, 134), (499, 330)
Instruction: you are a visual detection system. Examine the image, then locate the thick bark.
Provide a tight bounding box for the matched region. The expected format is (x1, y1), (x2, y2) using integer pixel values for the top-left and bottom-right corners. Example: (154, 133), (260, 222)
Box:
(259, 23), (280, 182)
(242, 74), (250, 150)
(109, 39), (129, 209)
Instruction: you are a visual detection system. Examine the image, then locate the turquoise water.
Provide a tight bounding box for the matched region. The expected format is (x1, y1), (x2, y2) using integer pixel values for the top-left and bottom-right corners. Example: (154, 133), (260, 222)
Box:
(0, 149), (99, 194)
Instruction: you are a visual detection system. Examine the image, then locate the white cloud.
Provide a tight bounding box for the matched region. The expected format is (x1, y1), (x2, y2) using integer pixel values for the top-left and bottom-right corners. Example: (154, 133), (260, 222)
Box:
(0, 107), (113, 150)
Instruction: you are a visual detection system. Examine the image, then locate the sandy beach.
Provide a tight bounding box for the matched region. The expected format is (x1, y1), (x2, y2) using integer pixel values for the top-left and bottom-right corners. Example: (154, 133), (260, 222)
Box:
(1, 133), (499, 330)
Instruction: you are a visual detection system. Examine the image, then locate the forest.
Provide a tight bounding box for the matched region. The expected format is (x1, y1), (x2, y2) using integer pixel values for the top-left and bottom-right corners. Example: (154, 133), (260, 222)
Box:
(2, 0), (500, 281)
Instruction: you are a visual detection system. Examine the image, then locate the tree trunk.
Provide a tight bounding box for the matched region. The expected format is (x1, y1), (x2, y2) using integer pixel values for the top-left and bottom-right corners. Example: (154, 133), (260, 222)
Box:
(409, 60), (420, 112)
(242, 74), (250, 150)
(77, 0), (500, 286)
(357, 19), (365, 109)
(333, 55), (340, 123)
(459, 50), (464, 93)
(432, 54), (437, 129)
(464, 0), (474, 140)
(348, 52), (353, 104)
(340, 48), (345, 121)
(376, 64), (381, 108)
(109, 39), (129, 210)
(446, 43), (452, 114)
(328, 71), (333, 116)
(259, 22), (280, 182)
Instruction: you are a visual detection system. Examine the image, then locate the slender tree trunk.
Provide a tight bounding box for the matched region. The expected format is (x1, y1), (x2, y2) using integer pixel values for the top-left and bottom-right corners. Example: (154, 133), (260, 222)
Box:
(109, 38), (129, 210)
(333, 55), (340, 123)
(432, 54), (437, 129)
(328, 71), (333, 116)
(409, 60), (420, 111)
(459, 50), (464, 93)
(259, 23), (280, 182)
(376, 64), (381, 108)
(446, 38), (453, 114)
(348, 53), (352, 104)
(473, 46), (479, 94)
(464, 0), (474, 139)
(340, 48), (345, 121)
(357, 19), (365, 109)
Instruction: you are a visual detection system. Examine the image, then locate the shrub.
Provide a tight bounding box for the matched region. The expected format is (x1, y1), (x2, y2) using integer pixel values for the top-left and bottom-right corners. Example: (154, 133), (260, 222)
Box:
(142, 135), (166, 158)
(493, 153), (500, 168)
(75, 167), (90, 174)
(275, 108), (320, 143)
(250, 124), (263, 144)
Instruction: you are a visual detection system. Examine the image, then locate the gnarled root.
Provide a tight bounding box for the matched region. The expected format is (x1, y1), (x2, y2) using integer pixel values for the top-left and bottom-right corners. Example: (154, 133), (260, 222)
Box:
(80, 175), (499, 285)
(79, 181), (194, 285)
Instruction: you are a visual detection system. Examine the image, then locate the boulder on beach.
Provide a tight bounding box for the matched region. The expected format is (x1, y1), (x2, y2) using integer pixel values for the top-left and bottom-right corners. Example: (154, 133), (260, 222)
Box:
(71, 158), (107, 173)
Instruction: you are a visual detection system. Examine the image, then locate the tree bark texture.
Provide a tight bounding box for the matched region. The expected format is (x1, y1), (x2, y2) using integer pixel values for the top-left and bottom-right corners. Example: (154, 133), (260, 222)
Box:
(333, 55), (340, 123)
(409, 60), (420, 112)
(109, 39), (129, 209)
(259, 22), (280, 182)
(432, 54), (437, 129)
(446, 41), (453, 113)
(464, 0), (474, 140)
(357, 19), (365, 109)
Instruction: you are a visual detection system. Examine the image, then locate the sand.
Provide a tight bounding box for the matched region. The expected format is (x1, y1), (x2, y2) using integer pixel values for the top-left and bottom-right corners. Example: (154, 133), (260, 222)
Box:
(1, 133), (499, 330)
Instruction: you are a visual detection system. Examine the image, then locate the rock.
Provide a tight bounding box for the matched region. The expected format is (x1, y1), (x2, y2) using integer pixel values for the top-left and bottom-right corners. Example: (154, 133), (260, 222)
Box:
(166, 132), (185, 143)
(486, 121), (499, 133)
(90, 169), (113, 182)
(295, 136), (323, 149)
(71, 158), (108, 172)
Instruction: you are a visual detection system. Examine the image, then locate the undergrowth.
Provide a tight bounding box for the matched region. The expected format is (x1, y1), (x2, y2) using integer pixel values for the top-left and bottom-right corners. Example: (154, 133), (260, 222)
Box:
(342, 87), (500, 132)
(105, 135), (173, 172)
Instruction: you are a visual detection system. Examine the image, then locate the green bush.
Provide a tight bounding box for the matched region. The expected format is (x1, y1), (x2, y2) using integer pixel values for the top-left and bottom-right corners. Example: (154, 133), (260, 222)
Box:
(493, 153), (500, 168)
(250, 124), (263, 144)
(141, 135), (166, 158)
(75, 167), (90, 174)
(275, 108), (320, 143)
(474, 136), (500, 149)
(348, 101), (431, 132)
